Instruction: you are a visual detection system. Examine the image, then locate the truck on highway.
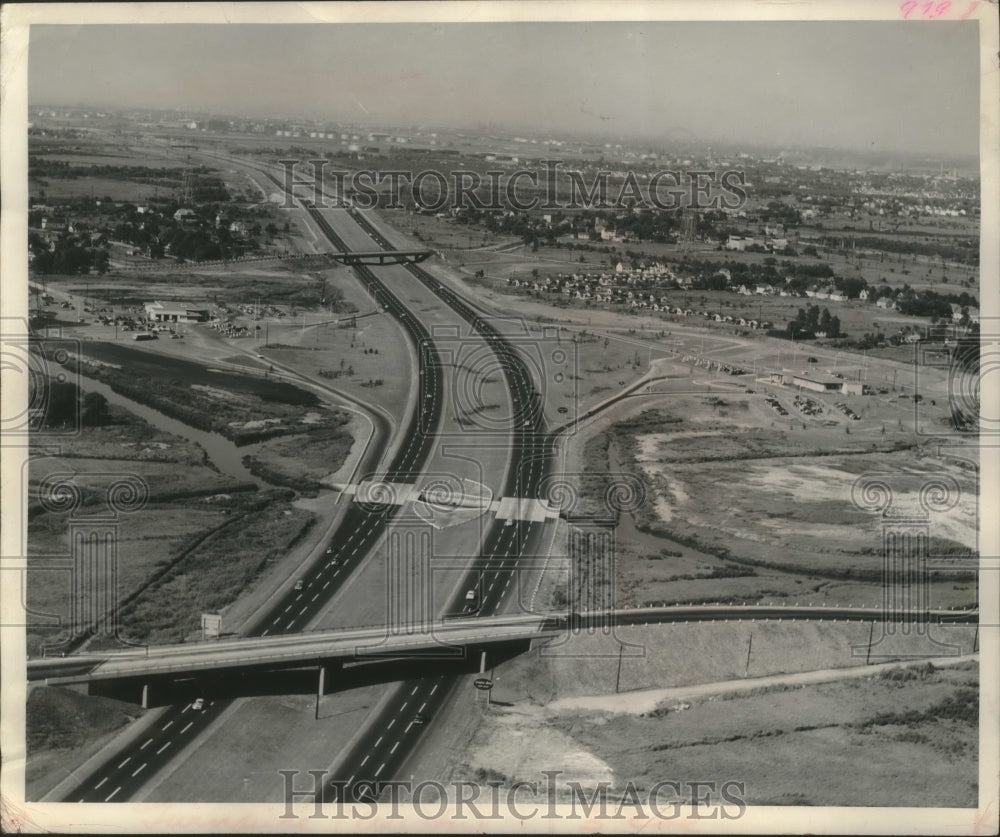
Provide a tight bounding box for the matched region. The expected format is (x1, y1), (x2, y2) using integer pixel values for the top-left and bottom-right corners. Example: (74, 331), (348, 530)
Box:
(462, 588), (478, 613)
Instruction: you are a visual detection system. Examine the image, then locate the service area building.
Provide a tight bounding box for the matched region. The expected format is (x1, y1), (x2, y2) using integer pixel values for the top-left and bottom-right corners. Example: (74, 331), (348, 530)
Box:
(144, 301), (209, 323)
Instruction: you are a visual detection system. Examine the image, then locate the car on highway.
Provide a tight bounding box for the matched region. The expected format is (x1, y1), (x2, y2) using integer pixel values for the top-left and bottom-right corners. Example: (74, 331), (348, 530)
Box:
(192, 698), (205, 711)
(413, 713), (428, 725)
(294, 579), (304, 591)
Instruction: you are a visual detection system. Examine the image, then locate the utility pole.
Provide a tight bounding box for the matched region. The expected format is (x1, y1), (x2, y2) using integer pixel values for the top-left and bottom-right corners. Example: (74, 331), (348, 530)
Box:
(615, 643), (624, 693)
(865, 620), (875, 665)
(744, 632), (753, 676)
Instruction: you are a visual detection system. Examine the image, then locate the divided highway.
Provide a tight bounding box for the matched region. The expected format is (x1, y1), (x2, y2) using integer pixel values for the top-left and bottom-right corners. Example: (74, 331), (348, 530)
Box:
(320, 209), (556, 802)
(61, 174), (452, 804)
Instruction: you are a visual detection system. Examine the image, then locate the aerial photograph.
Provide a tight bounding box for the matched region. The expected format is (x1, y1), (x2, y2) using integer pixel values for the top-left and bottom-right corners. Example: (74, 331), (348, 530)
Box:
(1, 2), (996, 833)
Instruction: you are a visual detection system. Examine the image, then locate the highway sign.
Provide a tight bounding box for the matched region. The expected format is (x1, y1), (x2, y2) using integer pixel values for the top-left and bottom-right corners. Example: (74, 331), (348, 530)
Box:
(473, 677), (493, 691)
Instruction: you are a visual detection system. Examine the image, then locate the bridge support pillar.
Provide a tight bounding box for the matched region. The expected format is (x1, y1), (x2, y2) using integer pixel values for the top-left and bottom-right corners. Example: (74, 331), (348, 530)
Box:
(141, 683), (149, 709)
(315, 665), (325, 720)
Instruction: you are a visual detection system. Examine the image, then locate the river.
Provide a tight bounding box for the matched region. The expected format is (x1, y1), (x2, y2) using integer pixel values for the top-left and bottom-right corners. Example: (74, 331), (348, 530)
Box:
(74, 373), (266, 485)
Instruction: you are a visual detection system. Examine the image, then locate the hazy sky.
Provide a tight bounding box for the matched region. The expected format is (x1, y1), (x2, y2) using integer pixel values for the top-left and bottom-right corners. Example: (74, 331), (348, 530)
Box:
(29, 21), (980, 155)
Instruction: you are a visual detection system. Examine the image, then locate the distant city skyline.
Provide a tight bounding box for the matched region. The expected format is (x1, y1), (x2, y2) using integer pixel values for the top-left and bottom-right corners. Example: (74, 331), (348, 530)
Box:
(29, 21), (980, 157)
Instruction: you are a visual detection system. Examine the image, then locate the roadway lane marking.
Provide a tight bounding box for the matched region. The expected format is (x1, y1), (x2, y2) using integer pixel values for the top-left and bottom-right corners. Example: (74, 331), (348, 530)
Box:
(400, 701), (408, 711)
(162, 721), (173, 731)
(333, 570), (341, 577)
(95, 777), (108, 790)
(323, 581), (330, 589)
(429, 684), (438, 695)
(181, 722), (193, 734)
(312, 594), (319, 602)
(375, 763), (386, 777)
(419, 703), (427, 713)
(410, 686), (418, 695)
(131, 763), (146, 778)
(284, 605), (292, 613)
(105, 787), (121, 802)
(299, 606), (309, 615)
(287, 620), (296, 629)
(117, 758), (130, 769)
(262, 629), (269, 636)
(374, 736), (383, 747)
(360, 755), (369, 767)
(156, 742), (171, 755)
(140, 739), (152, 750)
(386, 719), (395, 729)
(272, 617), (281, 625)
(390, 741), (399, 754)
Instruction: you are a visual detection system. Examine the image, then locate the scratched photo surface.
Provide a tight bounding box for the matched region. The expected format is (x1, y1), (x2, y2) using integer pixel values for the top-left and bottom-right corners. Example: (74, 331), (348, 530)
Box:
(1, 1), (997, 834)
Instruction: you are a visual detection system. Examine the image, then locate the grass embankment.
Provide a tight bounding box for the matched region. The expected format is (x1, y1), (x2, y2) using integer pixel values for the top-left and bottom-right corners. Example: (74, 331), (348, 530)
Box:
(242, 427), (354, 494)
(25, 687), (146, 789)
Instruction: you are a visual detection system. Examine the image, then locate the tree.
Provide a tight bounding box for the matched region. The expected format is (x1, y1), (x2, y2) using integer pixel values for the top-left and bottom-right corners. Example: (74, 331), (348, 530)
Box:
(82, 391), (110, 426)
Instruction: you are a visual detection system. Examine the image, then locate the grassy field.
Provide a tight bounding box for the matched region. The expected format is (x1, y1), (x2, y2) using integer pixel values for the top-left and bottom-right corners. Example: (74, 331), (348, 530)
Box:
(91, 491), (314, 646)
(461, 626), (978, 808)
(557, 662), (978, 807)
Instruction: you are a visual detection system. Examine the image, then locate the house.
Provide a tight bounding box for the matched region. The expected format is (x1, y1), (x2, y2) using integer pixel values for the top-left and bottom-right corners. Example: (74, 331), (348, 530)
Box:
(173, 208), (198, 224)
(876, 297), (895, 310)
(858, 289), (869, 301)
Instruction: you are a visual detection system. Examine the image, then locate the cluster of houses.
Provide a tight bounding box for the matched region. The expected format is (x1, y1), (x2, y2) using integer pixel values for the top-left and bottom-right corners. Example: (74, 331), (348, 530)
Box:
(505, 265), (780, 323)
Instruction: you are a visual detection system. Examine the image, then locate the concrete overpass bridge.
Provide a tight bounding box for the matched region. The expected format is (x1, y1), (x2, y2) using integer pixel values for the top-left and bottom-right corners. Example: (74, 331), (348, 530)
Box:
(29, 605), (974, 695)
(328, 249), (433, 266)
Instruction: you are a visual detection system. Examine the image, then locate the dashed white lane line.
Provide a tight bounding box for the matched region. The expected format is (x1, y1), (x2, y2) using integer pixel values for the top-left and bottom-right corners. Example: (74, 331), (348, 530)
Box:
(299, 606), (309, 615)
(156, 741), (171, 755)
(284, 605), (293, 613)
(418, 702), (427, 713)
(105, 787), (121, 802)
(95, 777), (107, 790)
(140, 739), (153, 750)
(429, 684), (438, 696)
(287, 620), (296, 630)
(375, 763), (386, 777)
(181, 722), (193, 734)
(360, 755), (369, 767)
(390, 741), (399, 754)
(117, 757), (130, 769)
(311, 594), (319, 602)
(374, 736), (383, 747)
(272, 617), (281, 625)
(386, 719), (395, 729)
(400, 701), (408, 711)
(323, 581), (330, 589)
(410, 686), (418, 695)
(131, 763), (146, 778)
(162, 721), (173, 731)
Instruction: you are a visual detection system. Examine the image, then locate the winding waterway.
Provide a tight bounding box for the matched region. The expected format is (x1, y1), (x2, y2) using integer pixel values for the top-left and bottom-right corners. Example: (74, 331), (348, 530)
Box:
(75, 373), (266, 485)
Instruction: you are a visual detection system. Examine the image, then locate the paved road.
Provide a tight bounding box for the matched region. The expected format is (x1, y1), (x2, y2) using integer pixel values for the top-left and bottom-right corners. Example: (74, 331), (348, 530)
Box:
(60, 171), (451, 804)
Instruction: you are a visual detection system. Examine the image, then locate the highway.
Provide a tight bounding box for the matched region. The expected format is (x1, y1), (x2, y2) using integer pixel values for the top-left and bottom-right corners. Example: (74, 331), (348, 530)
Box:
(59, 169), (454, 803)
(313, 207), (554, 803)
